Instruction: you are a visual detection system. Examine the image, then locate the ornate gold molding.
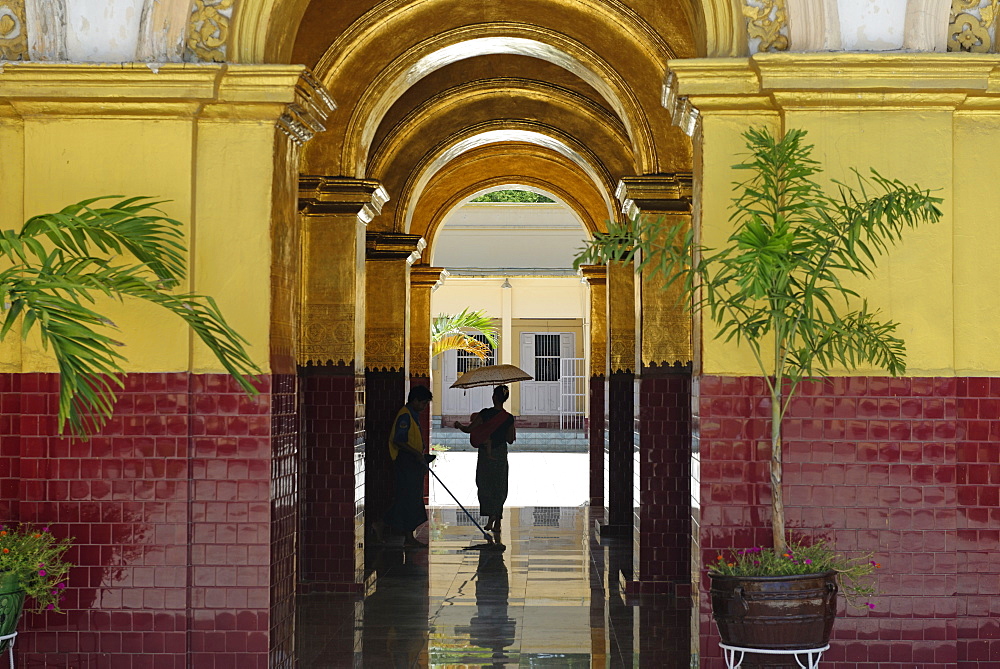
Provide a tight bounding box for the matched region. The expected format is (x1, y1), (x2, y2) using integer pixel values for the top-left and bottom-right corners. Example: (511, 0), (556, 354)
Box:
(300, 177), (389, 223)
(365, 232), (426, 264)
(949, 0), (1000, 52)
(186, 0), (234, 62)
(0, 0), (29, 61)
(301, 303), (356, 366)
(616, 174), (693, 220)
(664, 54), (1000, 133)
(299, 177), (389, 368)
(743, 0), (789, 52)
(278, 70), (335, 145)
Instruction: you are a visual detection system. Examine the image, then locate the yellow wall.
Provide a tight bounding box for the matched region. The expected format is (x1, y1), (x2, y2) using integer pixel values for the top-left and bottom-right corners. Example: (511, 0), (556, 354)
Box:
(672, 54), (1000, 377)
(0, 64), (313, 375)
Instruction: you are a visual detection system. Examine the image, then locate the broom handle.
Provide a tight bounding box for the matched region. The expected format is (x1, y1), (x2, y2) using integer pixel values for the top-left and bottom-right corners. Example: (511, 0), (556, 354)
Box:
(426, 465), (491, 539)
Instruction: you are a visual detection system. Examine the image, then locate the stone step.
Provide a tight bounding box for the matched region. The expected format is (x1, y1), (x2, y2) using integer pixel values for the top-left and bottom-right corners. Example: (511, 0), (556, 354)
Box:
(430, 428), (589, 453)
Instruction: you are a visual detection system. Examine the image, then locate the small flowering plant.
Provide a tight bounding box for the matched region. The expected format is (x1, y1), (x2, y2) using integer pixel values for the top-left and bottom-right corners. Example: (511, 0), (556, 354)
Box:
(709, 538), (880, 609)
(0, 525), (73, 613)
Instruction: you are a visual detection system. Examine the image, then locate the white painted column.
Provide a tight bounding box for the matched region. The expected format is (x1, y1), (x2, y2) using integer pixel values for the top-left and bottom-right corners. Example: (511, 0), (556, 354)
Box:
(501, 278), (513, 364)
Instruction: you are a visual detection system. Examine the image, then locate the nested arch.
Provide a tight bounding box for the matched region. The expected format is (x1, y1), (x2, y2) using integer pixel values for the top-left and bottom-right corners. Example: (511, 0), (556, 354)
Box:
(331, 27), (656, 177)
(424, 177), (600, 267)
(392, 125), (617, 237)
(230, 0), (725, 64)
(406, 143), (615, 262)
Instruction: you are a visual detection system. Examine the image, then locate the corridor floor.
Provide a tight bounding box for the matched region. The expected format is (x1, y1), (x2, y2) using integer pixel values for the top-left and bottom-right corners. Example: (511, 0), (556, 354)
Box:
(298, 506), (692, 668)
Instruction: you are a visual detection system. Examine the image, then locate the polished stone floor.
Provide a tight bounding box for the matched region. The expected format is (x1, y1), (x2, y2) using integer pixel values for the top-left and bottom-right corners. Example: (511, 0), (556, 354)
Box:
(298, 506), (692, 668)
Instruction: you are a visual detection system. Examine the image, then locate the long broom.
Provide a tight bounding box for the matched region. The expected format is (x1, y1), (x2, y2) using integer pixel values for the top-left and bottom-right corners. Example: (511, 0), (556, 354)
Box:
(426, 463), (505, 552)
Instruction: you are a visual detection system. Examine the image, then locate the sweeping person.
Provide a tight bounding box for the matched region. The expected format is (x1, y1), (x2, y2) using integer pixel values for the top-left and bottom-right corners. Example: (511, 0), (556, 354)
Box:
(453, 385), (516, 539)
(378, 385), (435, 548)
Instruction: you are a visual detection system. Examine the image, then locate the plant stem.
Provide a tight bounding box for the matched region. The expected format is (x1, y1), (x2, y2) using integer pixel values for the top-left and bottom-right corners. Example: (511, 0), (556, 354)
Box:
(772, 339), (786, 554)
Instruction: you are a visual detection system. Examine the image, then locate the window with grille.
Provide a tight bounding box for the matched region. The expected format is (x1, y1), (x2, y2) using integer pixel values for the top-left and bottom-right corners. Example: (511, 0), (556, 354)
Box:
(457, 334), (496, 373)
(532, 506), (561, 527)
(534, 334), (560, 381)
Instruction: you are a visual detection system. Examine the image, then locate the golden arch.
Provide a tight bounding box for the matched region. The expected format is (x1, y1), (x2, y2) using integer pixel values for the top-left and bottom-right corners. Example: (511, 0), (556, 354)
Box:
(229, 0), (743, 64)
(407, 144), (613, 261)
(330, 27), (656, 177)
(394, 124), (617, 236)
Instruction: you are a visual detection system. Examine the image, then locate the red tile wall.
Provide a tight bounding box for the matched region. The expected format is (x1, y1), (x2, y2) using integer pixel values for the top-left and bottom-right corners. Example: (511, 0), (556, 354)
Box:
(299, 370), (365, 593)
(955, 378), (1000, 668)
(632, 372), (692, 594)
(695, 375), (998, 669)
(589, 376), (605, 507)
(1, 372), (281, 669)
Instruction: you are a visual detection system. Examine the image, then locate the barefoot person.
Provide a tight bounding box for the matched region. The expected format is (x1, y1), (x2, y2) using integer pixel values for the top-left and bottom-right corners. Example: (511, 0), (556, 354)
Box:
(454, 385), (516, 541)
(379, 385), (435, 547)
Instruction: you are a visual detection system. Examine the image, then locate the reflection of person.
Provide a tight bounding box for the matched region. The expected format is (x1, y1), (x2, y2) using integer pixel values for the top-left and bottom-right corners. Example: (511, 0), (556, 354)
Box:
(467, 550), (515, 665)
(453, 385), (516, 538)
(379, 385), (434, 548)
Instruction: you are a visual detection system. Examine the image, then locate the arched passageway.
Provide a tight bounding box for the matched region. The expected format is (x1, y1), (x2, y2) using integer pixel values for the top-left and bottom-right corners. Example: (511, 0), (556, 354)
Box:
(4, 0), (998, 668)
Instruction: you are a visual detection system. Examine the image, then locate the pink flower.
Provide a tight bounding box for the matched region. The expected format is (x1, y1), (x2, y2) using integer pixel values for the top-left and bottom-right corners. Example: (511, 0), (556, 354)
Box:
(804, 559), (812, 564)
(866, 602), (875, 610)
(42, 527), (49, 532)
(46, 604), (54, 610)
(38, 569), (46, 576)
(58, 583), (66, 589)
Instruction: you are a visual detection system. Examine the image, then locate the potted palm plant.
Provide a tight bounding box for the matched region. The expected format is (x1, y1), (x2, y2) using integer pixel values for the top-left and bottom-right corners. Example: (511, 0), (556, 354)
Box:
(575, 127), (942, 659)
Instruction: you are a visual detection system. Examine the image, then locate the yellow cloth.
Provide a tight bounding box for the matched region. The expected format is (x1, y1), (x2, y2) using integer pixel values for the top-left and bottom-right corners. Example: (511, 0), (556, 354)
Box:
(388, 406), (423, 461)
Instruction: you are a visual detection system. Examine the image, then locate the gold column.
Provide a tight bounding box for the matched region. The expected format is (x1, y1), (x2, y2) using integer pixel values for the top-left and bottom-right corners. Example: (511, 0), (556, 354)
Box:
(365, 233), (426, 372)
(607, 260), (637, 374)
(298, 177), (389, 369)
(616, 174), (694, 370)
(580, 265), (608, 377)
(409, 266), (448, 379)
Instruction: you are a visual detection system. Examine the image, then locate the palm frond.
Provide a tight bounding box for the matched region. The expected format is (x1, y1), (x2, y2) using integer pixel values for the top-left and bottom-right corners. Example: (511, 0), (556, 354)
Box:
(432, 308), (498, 352)
(432, 333), (492, 360)
(1, 197), (260, 437)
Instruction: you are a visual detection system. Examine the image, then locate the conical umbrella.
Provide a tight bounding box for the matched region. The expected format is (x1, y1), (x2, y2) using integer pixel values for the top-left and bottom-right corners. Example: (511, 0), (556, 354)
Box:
(450, 364), (533, 389)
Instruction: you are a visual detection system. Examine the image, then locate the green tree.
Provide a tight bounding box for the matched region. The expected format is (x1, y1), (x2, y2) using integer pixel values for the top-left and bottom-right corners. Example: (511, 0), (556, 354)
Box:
(1, 196), (259, 436)
(575, 128), (942, 553)
(470, 190), (554, 203)
(432, 308), (498, 361)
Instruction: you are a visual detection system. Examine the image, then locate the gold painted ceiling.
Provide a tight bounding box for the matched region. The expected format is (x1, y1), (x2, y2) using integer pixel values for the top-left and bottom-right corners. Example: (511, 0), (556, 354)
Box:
(283, 0), (699, 257)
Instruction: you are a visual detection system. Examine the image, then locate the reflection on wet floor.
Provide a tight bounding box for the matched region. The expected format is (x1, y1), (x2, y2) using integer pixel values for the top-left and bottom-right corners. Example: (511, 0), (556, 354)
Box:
(298, 507), (691, 668)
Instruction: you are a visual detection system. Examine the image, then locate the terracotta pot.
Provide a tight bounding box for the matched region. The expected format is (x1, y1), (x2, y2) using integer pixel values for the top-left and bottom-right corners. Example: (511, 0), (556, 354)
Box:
(709, 571), (837, 668)
(0, 572), (25, 652)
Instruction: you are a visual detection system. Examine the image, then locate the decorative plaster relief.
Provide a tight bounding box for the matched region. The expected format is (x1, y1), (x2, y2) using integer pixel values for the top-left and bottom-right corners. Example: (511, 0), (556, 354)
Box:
(743, 0), (790, 52)
(949, 0), (999, 51)
(0, 0), (29, 60)
(185, 0), (232, 62)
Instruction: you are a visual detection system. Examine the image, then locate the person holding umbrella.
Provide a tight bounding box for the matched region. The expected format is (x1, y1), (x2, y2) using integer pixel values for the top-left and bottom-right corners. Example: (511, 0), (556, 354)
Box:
(454, 384), (516, 542)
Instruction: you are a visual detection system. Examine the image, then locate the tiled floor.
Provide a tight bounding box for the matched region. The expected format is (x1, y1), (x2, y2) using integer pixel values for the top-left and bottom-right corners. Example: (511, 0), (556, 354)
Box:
(298, 506), (692, 668)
